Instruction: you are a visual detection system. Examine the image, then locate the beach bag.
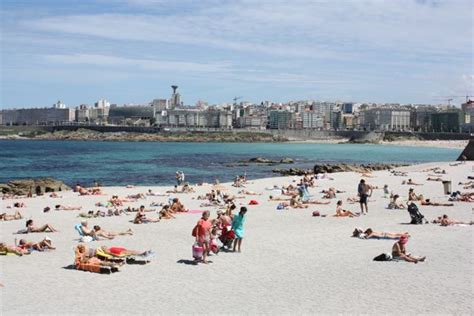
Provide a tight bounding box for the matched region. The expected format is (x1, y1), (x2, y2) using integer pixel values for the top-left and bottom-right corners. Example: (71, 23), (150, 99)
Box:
(191, 225), (198, 237)
(249, 200), (259, 205)
(312, 211), (320, 217)
(276, 203), (285, 210)
(373, 253), (392, 261)
(192, 243), (203, 260)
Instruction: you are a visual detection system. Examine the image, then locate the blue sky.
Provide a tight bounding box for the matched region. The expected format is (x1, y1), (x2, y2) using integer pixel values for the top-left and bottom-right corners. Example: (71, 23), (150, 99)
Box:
(1, 0), (472, 108)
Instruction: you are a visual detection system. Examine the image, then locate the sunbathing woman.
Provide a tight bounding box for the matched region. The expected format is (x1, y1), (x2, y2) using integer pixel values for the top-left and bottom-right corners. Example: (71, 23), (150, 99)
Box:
(402, 179), (423, 185)
(290, 195), (308, 209)
(392, 235), (426, 264)
(158, 205), (176, 219)
(0, 242), (28, 256)
(268, 195), (291, 201)
(334, 200), (359, 217)
(432, 214), (474, 226)
(17, 237), (55, 251)
(322, 188), (337, 199)
(303, 199), (330, 205)
(75, 244), (119, 269)
(93, 225), (133, 239)
(55, 204), (82, 211)
(134, 208), (160, 224)
(26, 219), (58, 233)
(427, 177), (443, 181)
(170, 198), (188, 213)
(0, 211), (23, 221)
(408, 188), (419, 201)
(238, 190), (261, 196)
(100, 245), (152, 257)
(387, 195), (405, 209)
(419, 197), (454, 207)
(352, 228), (409, 239)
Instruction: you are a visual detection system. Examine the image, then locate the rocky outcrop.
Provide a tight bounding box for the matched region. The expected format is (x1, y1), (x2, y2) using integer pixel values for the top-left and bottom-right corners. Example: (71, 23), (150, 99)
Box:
(0, 178), (70, 196)
(240, 157), (294, 164)
(313, 163), (408, 174)
(272, 168), (311, 176)
(31, 129), (288, 143)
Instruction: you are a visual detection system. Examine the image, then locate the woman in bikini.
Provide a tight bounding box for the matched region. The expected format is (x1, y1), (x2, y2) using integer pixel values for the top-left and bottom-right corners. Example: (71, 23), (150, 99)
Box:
(25, 219), (58, 233)
(93, 226), (133, 239)
(392, 235), (426, 264)
(334, 200), (359, 217)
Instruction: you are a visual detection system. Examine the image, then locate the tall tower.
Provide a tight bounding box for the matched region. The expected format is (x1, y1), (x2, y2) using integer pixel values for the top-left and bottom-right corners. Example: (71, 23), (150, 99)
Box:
(170, 85), (181, 109)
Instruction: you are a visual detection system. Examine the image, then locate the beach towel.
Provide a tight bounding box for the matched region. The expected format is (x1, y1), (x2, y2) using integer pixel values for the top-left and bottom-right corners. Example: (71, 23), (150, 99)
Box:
(187, 210), (206, 214)
(75, 262), (113, 274)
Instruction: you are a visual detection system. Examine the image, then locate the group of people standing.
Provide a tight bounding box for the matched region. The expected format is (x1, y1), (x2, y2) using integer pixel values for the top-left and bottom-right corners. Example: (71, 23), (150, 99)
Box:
(193, 206), (247, 264)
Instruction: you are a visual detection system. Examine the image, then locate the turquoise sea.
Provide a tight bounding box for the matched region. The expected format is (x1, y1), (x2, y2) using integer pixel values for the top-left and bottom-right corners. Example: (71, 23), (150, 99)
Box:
(0, 140), (461, 186)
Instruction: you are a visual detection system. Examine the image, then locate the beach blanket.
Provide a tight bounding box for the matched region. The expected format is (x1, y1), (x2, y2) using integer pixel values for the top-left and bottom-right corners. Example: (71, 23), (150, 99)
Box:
(187, 210), (206, 214)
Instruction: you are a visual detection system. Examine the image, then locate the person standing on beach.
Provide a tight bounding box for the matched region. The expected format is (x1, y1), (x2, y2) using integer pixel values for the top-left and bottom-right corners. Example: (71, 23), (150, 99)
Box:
(232, 207), (247, 252)
(358, 179), (372, 215)
(176, 171), (181, 185)
(196, 211), (212, 264)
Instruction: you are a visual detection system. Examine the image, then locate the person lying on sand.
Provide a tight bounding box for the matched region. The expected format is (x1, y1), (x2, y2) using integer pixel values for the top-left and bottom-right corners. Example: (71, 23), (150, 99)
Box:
(352, 228), (409, 239)
(75, 244), (120, 269)
(0, 211), (23, 221)
(392, 235), (426, 264)
(127, 193), (145, 199)
(238, 190), (261, 196)
(55, 204), (82, 211)
(100, 246), (153, 257)
(427, 177), (444, 181)
(432, 214), (474, 226)
(49, 192), (62, 198)
(334, 200), (359, 217)
(268, 195), (291, 201)
(303, 199), (330, 205)
(93, 225), (133, 239)
(360, 172), (375, 178)
(7, 202), (26, 208)
(402, 179), (423, 185)
(25, 219), (58, 233)
(0, 242), (28, 256)
(17, 237), (55, 251)
(146, 189), (168, 197)
(449, 191), (474, 202)
(390, 170), (408, 176)
(418, 196), (454, 206)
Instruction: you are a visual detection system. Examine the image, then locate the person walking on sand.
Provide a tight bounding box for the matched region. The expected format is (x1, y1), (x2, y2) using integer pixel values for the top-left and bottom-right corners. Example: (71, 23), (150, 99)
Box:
(358, 179), (372, 215)
(232, 207), (248, 252)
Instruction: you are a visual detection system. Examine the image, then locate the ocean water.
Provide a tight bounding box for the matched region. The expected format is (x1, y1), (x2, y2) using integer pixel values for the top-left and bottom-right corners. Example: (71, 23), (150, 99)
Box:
(0, 140), (461, 186)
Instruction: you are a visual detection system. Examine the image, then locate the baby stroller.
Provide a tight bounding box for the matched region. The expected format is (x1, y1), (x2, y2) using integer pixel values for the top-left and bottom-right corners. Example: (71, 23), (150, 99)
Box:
(407, 203), (426, 224)
(219, 226), (235, 249)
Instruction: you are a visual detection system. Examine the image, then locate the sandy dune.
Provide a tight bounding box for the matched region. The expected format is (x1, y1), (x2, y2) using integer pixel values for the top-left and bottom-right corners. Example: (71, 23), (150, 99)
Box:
(1, 161), (473, 314)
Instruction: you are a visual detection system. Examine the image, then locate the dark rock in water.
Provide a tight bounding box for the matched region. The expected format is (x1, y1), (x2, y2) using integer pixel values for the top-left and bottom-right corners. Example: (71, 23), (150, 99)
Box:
(457, 135), (473, 161)
(313, 163), (408, 174)
(247, 157), (276, 164)
(273, 168), (312, 176)
(279, 158), (294, 164)
(0, 178), (71, 196)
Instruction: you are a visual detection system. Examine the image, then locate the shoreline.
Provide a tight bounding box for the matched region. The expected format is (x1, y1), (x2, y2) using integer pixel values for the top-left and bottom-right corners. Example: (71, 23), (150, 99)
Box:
(0, 135), (468, 150)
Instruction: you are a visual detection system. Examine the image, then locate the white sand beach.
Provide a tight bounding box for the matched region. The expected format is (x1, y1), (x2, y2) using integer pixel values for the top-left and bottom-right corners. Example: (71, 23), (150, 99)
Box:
(1, 161), (473, 314)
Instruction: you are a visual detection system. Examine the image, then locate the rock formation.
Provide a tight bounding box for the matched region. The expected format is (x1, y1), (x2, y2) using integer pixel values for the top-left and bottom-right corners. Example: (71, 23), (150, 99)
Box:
(0, 178), (70, 196)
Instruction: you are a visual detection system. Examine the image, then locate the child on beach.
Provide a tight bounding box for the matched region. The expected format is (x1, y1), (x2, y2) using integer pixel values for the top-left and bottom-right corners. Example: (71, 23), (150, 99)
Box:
(232, 207), (247, 252)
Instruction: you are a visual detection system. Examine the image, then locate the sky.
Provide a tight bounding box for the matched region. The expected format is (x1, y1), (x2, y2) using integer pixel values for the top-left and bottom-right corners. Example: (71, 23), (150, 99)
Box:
(0, 0), (473, 108)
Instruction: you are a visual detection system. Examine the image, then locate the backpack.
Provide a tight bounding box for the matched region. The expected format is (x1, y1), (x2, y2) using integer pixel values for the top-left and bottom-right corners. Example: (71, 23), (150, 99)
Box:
(373, 253), (392, 261)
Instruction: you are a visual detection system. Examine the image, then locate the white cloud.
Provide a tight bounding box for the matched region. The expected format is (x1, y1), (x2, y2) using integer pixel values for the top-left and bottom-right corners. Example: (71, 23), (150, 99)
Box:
(44, 53), (231, 73)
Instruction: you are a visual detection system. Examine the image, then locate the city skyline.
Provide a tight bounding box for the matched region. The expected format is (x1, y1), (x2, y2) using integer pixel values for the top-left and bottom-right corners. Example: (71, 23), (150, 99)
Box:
(1, 0), (473, 108)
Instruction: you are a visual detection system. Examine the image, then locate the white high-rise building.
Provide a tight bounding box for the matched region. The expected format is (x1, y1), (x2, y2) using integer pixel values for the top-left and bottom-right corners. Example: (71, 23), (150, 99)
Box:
(95, 99), (111, 108)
